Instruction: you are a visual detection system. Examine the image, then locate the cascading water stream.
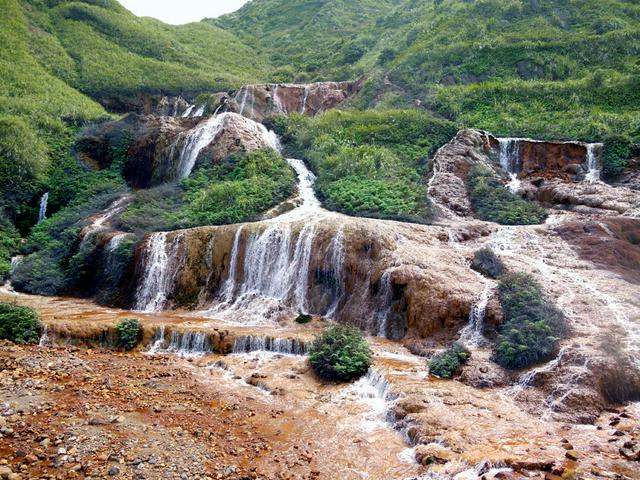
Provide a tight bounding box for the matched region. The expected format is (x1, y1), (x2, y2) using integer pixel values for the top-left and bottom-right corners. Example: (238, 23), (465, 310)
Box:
(272, 84), (286, 114)
(181, 105), (195, 117)
(134, 233), (184, 312)
(498, 138), (522, 193)
(274, 159), (323, 221)
(300, 86), (310, 114)
(585, 143), (603, 183)
(37, 192), (49, 224)
(232, 335), (309, 355)
(459, 276), (493, 348)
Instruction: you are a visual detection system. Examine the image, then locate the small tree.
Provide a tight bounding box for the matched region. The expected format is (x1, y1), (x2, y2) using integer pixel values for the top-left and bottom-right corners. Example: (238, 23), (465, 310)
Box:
(0, 303), (41, 344)
(116, 318), (141, 351)
(309, 325), (372, 382)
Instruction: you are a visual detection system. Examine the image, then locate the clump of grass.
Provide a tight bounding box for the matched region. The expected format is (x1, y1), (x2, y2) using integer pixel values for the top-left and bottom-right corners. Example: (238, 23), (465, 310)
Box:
(0, 303), (41, 344)
(495, 273), (568, 369)
(468, 165), (547, 225)
(308, 325), (372, 382)
(116, 318), (141, 350)
(428, 343), (470, 379)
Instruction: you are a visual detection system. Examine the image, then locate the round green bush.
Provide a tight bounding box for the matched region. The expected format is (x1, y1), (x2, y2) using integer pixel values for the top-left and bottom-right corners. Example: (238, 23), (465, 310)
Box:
(602, 135), (630, 180)
(0, 302), (41, 344)
(428, 343), (470, 379)
(471, 247), (506, 279)
(295, 314), (312, 324)
(116, 318), (141, 351)
(308, 325), (372, 382)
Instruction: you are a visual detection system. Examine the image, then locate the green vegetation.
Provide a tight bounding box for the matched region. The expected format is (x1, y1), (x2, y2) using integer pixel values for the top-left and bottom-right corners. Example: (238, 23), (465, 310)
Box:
(275, 110), (457, 222)
(471, 248), (506, 279)
(118, 149), (296, 233)
(218, 0), (640, 142)
(495, 273), (568, 369)
(0, 219), (20, 281)
(428, 343), (471, 379)
(468, 165), (547, 225)
(295, 314), (312, 324)
(308, 325), (372, 382)
(116, 318), (141, 350)
(602, 135), (632, 180)
(0, 303), (41, 344)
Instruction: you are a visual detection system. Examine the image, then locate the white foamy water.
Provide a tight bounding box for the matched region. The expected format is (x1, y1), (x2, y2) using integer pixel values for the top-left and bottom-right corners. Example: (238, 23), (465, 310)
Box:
(232, 335), (309, 355)
(498, 138), (522, 193)
(585, 143), (603, 183)
(274, 158), (323, 221)
(458, 273), (493, 348)
(134, 233), (184, 312)
(37, 192), (48, 224)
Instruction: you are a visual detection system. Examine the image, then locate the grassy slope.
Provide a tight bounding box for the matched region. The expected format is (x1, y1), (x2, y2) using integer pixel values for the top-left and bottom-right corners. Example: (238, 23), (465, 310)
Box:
(212, 0), (399, 82)
(22, 0), (269, 102)
(218, 0), (640, 142)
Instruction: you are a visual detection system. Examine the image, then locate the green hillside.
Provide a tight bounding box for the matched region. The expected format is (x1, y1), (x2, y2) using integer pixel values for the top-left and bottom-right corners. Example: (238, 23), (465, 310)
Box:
(218, 0), (640, 141)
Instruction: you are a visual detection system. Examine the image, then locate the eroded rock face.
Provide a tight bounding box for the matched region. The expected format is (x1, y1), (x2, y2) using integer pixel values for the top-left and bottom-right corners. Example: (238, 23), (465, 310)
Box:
(76, 113), (277, 188)
(487, 135), (596, 181)
(427, 128), (495, 217)
(122, 216), (483, 341)
(556, 217), (640, 284)
(225, 81), (361, 122)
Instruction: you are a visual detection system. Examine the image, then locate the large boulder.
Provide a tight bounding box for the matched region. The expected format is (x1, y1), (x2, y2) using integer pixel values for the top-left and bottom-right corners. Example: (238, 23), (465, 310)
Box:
(76, 113), (278, 188)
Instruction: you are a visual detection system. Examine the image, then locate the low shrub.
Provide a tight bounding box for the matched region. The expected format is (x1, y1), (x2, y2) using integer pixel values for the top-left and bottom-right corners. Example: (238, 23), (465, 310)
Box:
(0, 303), (41, 344)
(428, 343), (470, 379)
(295, 314), (312, 324)
(602, 135), (630, 180)
(0, 219), (20, 281)
(116, 318), (141, 350)
(308, 325), (372, 382)
(495, 273), (568, 369)
(468, 165), (547, 225)
(471, 247), (505, 279)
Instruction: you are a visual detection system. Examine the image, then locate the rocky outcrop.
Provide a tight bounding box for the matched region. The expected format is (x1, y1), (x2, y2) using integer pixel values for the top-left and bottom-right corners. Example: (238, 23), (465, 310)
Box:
(224, 81), (361, 122)
(427, 129), (496, 217)
(486, 135), (600, 181)
(556, 217), (640, 284)
(122, 217), (484, 341)
(76, 113), (278, 188)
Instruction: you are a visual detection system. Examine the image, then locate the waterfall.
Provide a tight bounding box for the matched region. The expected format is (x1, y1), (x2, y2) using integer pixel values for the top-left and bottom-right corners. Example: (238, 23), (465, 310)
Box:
(291, 223), (316, 313)
(148, 329), (211, 358)
(38, 325), (51, 347)
(325, 227), (346, 318)
(232, 335), (309, 355)
(147, 325), (167, 354)
(459, 280), (492, 348)
(37, 192), (49, 224)
(170, 112), (280, 180)
(585, 143), (603, 183)
(237, 85), (255, 117)
(375, 272), (394, 337)
(272, 84), (287, 114)
(134, 233), (184, 312)
(221, 226), (244, 303)
(498, 138), (522, 193)
(173, 114), (227, 179)
(300, 86), (310, 114)
(276, 159), (323, 221)
(346, 368), (397, 432)
(193, 105), (205, 117)
(181, 105), (195, 118)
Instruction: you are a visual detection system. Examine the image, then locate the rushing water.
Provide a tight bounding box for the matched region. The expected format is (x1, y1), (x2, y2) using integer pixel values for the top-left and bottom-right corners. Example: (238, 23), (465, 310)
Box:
(37, 192), (49, 224)
(585, 143), (603, 183)
(497, 138), (522, 193)
(134, 233), (185, 312)
(458, 277), (493, 348)
(300, 85), (310, 114)
(232, 335), (309, 355)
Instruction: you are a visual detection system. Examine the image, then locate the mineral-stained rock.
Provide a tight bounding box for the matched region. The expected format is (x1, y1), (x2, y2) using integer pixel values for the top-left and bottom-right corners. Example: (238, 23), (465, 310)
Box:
(76, 113), (277, 188)
(228, 81), (361, 122)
